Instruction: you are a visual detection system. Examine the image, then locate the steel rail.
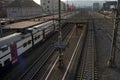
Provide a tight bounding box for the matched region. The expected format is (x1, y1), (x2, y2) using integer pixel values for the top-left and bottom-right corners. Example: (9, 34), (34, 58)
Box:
(18, 24), (73, 80)
(30, 24), (73, 80)
(75, 20), (97, 80)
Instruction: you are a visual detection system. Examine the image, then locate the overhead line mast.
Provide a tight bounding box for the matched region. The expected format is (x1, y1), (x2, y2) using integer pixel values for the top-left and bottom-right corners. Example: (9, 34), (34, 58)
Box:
(58, 0), (64, 68)
(108, 0), (120, 67)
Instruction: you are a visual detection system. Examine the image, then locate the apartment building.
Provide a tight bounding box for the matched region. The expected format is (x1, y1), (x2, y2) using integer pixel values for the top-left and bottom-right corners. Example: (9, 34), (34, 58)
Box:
(41, 0), (66, 14)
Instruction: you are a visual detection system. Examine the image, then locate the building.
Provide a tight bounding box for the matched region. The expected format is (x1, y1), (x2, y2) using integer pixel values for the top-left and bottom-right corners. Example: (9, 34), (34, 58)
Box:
(6, 0), (42, 19)
(0, 0), (15, 6)
(0, 0), (15, 17)
(103, 1), (117, 11)
(61, 1), (67, 12)
(41, 0), (67, 14)
(93, 3), (100, 11)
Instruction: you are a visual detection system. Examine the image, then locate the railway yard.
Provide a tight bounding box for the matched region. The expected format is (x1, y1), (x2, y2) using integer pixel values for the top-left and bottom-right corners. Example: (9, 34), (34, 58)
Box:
(1, 8), (120, 80)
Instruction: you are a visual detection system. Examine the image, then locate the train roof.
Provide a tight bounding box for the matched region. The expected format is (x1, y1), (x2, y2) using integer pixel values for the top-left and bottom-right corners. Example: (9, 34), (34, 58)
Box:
(27, 20), (53, 31)
(33, 20), (53, 29)
(4, 21), (41, 29)
(0, 33), (21, 47)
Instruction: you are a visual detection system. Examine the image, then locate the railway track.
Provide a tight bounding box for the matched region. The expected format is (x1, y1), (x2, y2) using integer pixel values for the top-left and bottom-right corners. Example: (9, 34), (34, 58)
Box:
(75, 20), (98, 80)
(30, 24), (74, 80)
(95, 12), (120, 42)
(96, 26), (120, 51)
(18, 24), (73, 80)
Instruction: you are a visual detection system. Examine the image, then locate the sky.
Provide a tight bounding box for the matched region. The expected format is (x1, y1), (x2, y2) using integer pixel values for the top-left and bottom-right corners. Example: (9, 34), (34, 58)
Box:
(33, 0), (117, 6)
(33, 0), (66, 4)
(33, 0), (116, 4)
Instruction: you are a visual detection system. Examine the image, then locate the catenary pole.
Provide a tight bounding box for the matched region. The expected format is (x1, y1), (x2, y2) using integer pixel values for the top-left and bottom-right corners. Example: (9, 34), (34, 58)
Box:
(58, 0), (64, 68)
(107, 0), (120, 67)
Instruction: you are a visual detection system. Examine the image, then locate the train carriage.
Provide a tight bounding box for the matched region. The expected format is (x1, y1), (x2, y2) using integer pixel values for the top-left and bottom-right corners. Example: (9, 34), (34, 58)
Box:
(0, 33), (21, 67)
(31, 20), (57, 41)
(0, 12), (75, 68)
(28, 28), (43, 45)
(44, 23), (55, 35)
(16, 33), (32, 56)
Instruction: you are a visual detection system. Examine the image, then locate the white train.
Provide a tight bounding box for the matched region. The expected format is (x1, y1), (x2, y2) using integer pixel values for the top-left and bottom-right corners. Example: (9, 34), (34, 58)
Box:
(0, 12), (76, 68)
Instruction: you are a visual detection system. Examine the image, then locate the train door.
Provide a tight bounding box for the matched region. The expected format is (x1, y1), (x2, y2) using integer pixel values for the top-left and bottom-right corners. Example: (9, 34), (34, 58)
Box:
(10, 43), (18, 64)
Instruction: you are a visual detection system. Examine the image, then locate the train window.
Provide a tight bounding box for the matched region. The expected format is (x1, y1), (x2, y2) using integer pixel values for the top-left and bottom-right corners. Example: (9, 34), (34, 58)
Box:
(43, 3), (45, 5)
(23, 42), (27, 47)
(47, 6), (49, 8)
(38, 35), (40, 39)
(28, 40), (31, 45)
(34, 37), (38, 41)
(0, 46), (8, 52)
(4, 59), (10, 66)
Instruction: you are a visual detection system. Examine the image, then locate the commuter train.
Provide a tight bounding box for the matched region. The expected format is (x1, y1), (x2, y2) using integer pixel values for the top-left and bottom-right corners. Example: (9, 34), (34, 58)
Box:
(0, 12), (76, 68)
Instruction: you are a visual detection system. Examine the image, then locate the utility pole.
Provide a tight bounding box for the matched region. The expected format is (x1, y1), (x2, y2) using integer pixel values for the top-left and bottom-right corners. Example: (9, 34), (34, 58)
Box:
(104, 0), (107, 18)
(58, 0), (64, 68)
(67, 0), (68, 12)
(53, 0), (67, 68)
(107, 0), (120, 67)
(0, 22), (2, 38)
(52, 0), (55, 30)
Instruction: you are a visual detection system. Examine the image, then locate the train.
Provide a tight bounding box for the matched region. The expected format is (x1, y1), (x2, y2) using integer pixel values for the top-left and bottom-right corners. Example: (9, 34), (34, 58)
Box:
(0, 12), (77, 68)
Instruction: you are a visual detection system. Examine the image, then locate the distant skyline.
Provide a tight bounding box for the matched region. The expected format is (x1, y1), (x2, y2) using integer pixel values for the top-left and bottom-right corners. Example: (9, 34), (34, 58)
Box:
(33, 0), (117, 4)
(33, 0), (117, 6)
(33, 0), (66, 4)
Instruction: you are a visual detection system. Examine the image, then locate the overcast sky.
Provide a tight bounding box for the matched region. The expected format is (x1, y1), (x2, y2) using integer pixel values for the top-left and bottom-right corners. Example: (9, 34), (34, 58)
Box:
(33, 0), (66, 4)
(34, 0), (116, 4)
